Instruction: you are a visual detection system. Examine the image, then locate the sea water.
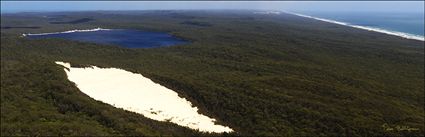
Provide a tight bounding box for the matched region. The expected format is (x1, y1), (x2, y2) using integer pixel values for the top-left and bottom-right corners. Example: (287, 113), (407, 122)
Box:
(292, 11), (424, 37)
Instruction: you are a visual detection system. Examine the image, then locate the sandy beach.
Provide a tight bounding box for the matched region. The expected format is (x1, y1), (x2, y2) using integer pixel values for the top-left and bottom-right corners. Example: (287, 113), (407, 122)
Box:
(22, 28), (111, 37)
(286, 12), (425, 41)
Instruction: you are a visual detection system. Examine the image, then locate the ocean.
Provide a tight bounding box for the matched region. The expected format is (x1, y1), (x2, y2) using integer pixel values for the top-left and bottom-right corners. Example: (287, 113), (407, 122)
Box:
(290, 11), (424, 40)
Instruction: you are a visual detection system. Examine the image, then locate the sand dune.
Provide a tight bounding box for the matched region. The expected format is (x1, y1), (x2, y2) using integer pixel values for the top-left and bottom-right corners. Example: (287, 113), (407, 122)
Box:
(55, 61), (233, 133)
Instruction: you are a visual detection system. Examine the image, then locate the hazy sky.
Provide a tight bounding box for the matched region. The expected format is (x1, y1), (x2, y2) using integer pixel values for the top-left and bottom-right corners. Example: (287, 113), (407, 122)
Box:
(1, 1), (424, 13)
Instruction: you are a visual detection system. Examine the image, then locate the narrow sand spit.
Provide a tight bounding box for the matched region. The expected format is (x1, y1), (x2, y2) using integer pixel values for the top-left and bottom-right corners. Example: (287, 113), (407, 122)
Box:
(55, 61), (233, 133)
(22, 28), (111, 37)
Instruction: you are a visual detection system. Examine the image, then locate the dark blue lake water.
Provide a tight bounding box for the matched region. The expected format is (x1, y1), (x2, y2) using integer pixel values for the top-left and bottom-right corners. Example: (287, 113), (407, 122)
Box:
(293, 11), (424, 36)
(27, 29), (188, 48)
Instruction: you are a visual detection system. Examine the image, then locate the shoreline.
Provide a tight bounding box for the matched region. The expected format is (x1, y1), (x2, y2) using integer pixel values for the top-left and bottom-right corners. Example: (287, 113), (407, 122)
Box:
(21, 12), (425, 42)
(21, 27), (111, 37)
(285, 11), (425, 41)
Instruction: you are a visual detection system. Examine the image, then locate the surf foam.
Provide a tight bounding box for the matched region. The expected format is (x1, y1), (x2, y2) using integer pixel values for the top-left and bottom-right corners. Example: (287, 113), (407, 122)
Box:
(286, 12), (424, 41)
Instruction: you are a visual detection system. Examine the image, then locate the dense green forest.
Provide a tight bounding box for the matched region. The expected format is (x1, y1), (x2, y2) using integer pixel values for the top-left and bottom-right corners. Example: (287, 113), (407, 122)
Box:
(1, 10), (424, 136)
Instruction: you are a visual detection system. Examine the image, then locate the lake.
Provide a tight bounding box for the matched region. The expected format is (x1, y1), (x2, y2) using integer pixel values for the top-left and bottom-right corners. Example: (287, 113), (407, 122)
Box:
(27, 29), (189, 48)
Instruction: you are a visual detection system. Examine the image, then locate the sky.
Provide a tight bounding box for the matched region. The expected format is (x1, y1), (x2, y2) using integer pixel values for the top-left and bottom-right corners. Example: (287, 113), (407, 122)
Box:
(1, 1), (424, 13)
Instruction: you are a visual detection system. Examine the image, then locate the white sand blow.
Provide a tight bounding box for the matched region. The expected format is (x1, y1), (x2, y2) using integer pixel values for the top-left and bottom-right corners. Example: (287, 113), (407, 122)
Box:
(55, 61), (233, 133)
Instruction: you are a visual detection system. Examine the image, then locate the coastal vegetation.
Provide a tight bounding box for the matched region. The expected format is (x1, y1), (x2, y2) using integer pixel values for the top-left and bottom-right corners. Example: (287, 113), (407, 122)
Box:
(1, 10), (424, 136)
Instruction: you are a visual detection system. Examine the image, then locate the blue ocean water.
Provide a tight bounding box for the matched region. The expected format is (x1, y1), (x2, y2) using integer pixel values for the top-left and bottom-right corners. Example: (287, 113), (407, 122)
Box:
(292, 11), (424, 36)
(27, 29), (188, 48)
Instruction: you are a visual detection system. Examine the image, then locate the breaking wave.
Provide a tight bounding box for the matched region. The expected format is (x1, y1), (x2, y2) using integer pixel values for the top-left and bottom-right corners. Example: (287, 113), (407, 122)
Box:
(287, 12), (424, 41)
